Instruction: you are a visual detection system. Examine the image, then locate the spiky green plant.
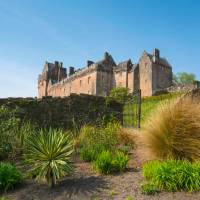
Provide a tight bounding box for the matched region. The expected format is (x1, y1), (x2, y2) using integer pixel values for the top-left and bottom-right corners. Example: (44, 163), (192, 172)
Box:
(25, 128), (74, 188)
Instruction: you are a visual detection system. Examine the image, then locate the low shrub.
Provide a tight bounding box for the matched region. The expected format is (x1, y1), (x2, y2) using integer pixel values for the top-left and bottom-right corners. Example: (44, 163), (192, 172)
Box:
(125, 197), (134, 200)
(80, 144), (106, 162)
(142, 160), (200, 192)
(0, 162), (22, 191)
(118, 145), (132, 155)
(17, 121), (36, 148)
(78, 124), (118, 153)
(142, 98), (200, 161)
(142, 160), (161, 180)
(117, 128), (135, 147)
(78, 123), (122, 162)
(112, 151), (129, 172)
(0, 106), (20, 160)
(140, 182), (159, 195)
(25, 128), (74, 187)
(93, 151), (113, 174)
(0, 197), (10, 200)
(80, 146), (96, 162)
(93, 150), (129, 174)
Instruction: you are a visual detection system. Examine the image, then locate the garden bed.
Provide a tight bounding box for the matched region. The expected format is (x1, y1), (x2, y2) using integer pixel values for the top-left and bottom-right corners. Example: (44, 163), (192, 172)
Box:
(3, 151), (200, 200)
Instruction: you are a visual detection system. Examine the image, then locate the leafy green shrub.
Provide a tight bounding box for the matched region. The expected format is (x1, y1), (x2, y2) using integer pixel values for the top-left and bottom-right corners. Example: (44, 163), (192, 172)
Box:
(112, 151), (129, 172)
(125, 197), (134, 200)
(142, 160), (200, 192)
(78, 123), (120, 162)
(0, 162), (22, 191)
(80, 146), (96, 162)
(0, 106), (20, 159)
(18, 121), (36, 148)
(0, 197), (10, 200)
(93, 151), (113, 174)
(140, 182), (159, 195)
(142, 160), (161, 180)
(118, 145), (132, 155)
(142, 98), (200, 161)
(93, 150), (129, 174)
(80, 144), (106, 162)
(106, 87), (130, 104)
(25, 128), (74, 187)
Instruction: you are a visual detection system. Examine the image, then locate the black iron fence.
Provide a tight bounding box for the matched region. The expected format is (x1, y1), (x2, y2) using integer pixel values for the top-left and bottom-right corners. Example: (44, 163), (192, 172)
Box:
(122, 89), (141, 128)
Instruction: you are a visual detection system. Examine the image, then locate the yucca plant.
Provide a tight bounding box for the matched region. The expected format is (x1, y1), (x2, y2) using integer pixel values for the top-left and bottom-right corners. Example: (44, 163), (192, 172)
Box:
(25, 128), (74, 188)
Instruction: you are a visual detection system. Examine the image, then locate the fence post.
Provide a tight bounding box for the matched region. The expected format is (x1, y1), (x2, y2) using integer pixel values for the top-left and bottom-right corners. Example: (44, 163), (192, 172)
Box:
(138, 89), (141, 128)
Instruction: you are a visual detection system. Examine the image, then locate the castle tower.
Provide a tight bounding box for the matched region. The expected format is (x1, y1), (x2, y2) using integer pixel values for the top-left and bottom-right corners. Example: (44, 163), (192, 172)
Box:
(38, 61), (67, 98)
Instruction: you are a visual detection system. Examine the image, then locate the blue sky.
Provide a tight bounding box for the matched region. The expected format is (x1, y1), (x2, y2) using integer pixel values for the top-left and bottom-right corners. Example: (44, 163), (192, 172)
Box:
(0, 0), (200, 97)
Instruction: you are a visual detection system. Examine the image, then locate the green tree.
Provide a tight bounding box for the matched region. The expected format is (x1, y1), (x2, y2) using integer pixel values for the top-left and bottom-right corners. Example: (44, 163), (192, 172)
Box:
(173, 72), (196, 84)
(107, 87), (130, 104)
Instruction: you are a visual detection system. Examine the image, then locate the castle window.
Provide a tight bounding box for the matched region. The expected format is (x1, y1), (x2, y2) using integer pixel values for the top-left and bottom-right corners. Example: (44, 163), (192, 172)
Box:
(80, 80), (82, 86)
(88, 76), (91, 84)
(119, 71), (122, 76)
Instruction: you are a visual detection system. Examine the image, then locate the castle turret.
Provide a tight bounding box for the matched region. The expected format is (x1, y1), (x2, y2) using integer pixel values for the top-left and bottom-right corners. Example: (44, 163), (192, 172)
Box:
(153, 48), (160, 62)
(69, 66), (75, 76)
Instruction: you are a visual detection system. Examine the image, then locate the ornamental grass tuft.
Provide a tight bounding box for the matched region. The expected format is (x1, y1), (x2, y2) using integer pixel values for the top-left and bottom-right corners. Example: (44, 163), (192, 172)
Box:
(142, 97), (200, 161)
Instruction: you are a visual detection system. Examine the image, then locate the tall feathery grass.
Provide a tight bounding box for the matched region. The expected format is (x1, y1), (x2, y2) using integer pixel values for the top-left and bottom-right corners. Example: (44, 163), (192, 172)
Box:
(142, 97), (200, 161)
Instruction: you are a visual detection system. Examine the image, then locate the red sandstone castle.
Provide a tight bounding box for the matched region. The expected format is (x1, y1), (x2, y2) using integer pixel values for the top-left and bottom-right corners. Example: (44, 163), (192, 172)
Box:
(38, 49), (172, 98)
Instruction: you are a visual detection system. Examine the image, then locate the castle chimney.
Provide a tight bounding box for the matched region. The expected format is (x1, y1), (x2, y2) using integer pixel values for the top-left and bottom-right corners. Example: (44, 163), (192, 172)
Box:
(153, 48), (160, 62)
(55, 61), (59, 67)
(60, 62), (63, 68)
(87, 60), (94, 67)
(104, 52), (110, 60)
(69, 67), (75, 76)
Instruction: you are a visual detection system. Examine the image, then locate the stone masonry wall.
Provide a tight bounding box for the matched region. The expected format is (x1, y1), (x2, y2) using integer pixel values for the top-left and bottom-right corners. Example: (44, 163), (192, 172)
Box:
(0, 95), (122, 130)
(46, 69), (97, 97)
(139, 54), (153, 96)
(152, 64), (172, 94)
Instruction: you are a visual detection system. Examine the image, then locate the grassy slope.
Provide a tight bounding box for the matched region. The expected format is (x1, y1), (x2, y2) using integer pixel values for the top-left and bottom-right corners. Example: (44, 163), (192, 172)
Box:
(141, 92), (183, 123)
(123, 92), (183, 127)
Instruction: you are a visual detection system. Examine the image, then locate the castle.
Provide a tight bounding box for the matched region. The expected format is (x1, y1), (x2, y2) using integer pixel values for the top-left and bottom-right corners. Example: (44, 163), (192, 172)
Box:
(38, 48), (172, 98)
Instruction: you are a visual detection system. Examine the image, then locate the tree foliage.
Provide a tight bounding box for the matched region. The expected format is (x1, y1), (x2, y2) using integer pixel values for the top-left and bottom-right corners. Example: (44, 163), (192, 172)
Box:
(107, 87), (130, 104)
(173, 72), (196, 84)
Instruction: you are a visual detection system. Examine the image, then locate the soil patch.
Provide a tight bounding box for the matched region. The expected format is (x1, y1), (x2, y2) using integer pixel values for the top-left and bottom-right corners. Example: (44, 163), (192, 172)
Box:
(3, 153), (200, 200)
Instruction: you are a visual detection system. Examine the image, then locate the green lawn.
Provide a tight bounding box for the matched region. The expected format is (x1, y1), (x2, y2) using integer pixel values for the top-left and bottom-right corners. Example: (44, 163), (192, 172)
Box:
(123, 92), (183, 127)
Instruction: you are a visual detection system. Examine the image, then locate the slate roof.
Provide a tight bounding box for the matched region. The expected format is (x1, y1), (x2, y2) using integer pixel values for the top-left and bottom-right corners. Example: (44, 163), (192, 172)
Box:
(96, 52), (116, 66)
(145, 51), (171, 68)
(117, 59), (132, 67)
